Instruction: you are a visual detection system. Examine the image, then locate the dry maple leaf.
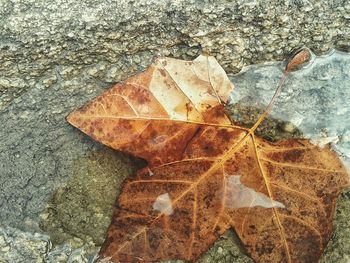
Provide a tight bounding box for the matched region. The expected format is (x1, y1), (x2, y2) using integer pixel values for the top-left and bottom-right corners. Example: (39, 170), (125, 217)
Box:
(67, 53), (349, 263)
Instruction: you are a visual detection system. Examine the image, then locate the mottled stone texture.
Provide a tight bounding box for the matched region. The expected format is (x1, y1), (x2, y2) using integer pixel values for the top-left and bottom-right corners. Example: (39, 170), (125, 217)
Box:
(0, 0), (349, 109)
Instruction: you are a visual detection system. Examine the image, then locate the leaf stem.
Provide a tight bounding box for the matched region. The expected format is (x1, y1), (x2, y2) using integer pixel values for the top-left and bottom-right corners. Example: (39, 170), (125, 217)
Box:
(249, 47), (312, 134)
(249, 70), (288, 133)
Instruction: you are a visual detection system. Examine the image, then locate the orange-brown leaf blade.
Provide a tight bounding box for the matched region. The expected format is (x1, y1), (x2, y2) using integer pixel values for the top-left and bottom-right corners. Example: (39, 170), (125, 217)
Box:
(98, 128), (348, 263)
(67, 55), (350, 263)
(67, 55), (235, 165)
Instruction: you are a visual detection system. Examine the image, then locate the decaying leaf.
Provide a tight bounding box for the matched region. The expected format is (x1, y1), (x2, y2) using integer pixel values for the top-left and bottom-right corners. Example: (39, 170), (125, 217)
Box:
(67, 54), (349, 263)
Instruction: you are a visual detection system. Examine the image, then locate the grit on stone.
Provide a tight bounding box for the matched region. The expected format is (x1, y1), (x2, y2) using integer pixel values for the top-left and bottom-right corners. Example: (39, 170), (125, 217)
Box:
(0, 0), (349, 110)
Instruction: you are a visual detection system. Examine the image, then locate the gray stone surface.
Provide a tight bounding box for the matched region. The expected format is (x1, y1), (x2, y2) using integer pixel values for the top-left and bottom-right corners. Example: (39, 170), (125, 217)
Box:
(0, 72), (112, 232)
(0, 227), (51, 263)
(0, 49), (349, 262)
(0, 226), (98, 263)
(1, 0), (350, 110)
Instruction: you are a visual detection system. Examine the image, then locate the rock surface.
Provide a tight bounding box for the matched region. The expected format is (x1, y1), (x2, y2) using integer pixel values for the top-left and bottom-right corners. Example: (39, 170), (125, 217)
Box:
(1, 0), (350, 110)
(0, 49), (349, 262)
(0, 226), (98, 263)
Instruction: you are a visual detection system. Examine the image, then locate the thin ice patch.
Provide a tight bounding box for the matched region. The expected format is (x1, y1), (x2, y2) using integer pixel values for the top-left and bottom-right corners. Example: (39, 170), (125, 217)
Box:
(225, 175), (285, 209)
(152, 193), (174, 215)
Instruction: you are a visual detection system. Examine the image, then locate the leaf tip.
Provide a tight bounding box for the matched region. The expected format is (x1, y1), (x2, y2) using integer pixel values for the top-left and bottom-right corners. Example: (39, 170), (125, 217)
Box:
(66, 109), (81, 129)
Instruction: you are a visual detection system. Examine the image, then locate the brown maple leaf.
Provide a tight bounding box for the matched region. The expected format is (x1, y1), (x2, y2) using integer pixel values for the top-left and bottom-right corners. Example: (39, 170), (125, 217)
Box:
(67, 52), (349, 263)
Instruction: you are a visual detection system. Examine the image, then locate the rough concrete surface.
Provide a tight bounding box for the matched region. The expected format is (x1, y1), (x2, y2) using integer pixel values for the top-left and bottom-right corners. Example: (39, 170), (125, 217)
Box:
(1, 0), (349, 110)
(1, 0), (350, 262)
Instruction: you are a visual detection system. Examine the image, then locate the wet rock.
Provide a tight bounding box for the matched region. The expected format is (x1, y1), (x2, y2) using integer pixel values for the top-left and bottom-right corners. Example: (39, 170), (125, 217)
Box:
(198, 231), (253, 263)
(0, 226), (98, 263)
(40, 150), (138, 246)
(225, 104), (303, 141)
(321, 190), (350, 263)
(0, 226), (50, 262)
